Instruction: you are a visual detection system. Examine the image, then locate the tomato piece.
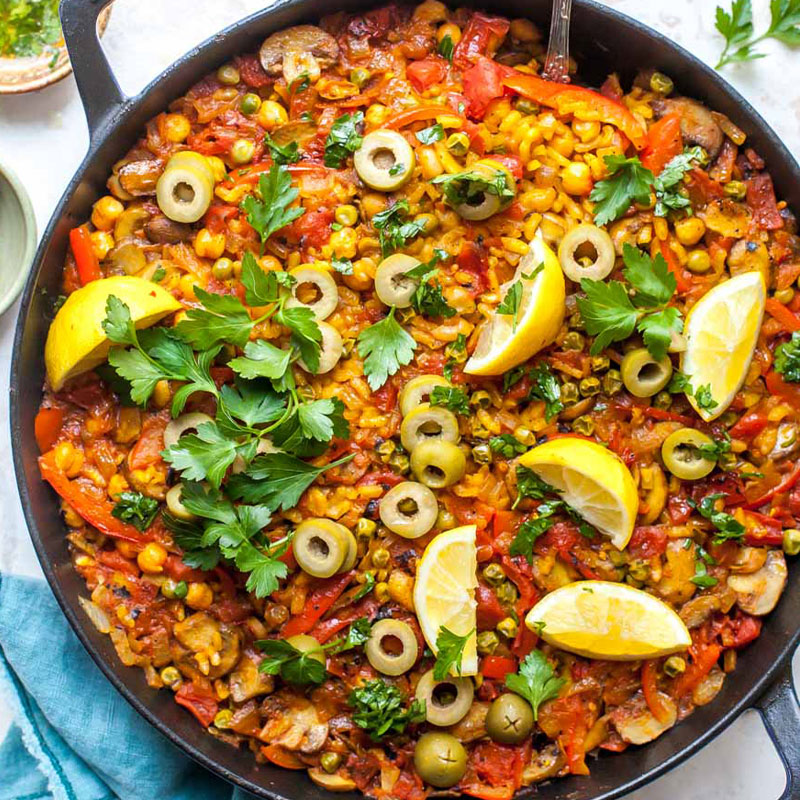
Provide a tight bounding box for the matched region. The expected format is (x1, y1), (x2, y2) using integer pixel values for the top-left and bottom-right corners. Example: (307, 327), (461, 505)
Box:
(97, 549), (140, 576)
(687, 168), (724, 203)
(628, 525), (668, 559)
(203, 203), (238, 234)
(481, 655), (518, 680)
(234, 54), (271, 88)
(462, 57), (513, 119)
(746, 173), (784, 230)
(654, 237), (692, 293)
(765, 298), (800, 332)
(281, 572), (354, 637)
(730, 409), (769, 438)
(373, 380), (398, 412)
(309, 595), (381, 642)
(728, 613), (762, 648)
(456, 240), (490, 295)
(356, 470), (405, 488)
(289, 207), (334, 249)
(175, 680), (219, 727)
(744, 461), (800, 513)
(69, 225), (102, 285)
(406, 57), (448, 92)
(484, 153), (523, 181)
(673, 638), (722, 697)
(163, 554), (209, 583)
(503, 73), (646, 149)
(640, 113), (682, 174)
(476, 583), (506, 629)
(34, 407), (64, 453)
(453, 13), (510, 69)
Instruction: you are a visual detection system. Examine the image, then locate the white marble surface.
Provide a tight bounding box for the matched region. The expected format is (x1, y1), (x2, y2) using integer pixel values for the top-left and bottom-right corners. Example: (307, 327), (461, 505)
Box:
(0, 0), (799, 796)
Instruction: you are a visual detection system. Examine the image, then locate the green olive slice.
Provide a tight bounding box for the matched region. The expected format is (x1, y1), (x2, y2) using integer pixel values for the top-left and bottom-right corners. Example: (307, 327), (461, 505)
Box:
(399, 375), (451, 417)
(285, 634), (326, 665)
(379, 481), (438, 538)
(293, 518), (349, 578)
(165, 483), (196, 521)
(374, 253), (421, 308)
(166, 151), (215, 186)
(400, 403), (460, 451)
(452, 162), (514, 222)
(620, 348), (673, 398)
(661, 429), (716, 480)
(365, 619), (419, 675)
(414, 732), (467, 788)
(298, 321), (343, 374)
(485, 693), (534, 744)
(415, 669), (474, 726)
(156, 158), (214, 223)
(338, 528), (358, 572)
(558, 223), (616, 282)
(163, 412), (213, 448)
(354, 130), (415, 191)
(411, 439), (467, 489)
(286, 266), (339, 320)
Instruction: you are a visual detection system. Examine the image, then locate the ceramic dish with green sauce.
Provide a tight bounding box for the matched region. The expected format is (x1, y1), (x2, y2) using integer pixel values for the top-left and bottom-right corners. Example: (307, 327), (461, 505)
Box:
(0, 161), (37, 315)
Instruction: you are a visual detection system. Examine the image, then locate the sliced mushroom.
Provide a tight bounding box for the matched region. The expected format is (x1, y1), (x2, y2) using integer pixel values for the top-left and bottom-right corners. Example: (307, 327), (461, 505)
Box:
(447, 701), (489, 743)
(727, 239), (770, 285)
(259, 26), (339, 85)
(729, 546), (768, 574)
(727, 549), (787, 616)
(522, 742), (567, 784)
(770, 422), (800, 460)
(679, 594), (721, 629)
(145, 215), (195, 244)
(699, 199), (751, 238)
(229, 650), (276, 703)
(655, 539), (698, 605)
(611, 691), (677, 745)
(638, 463), (667, 525)
(692, 666), (725, 707)
(260, 698), (329, 753)
(118, 159), (163, 196)
(308, 769), (356, 792)
(171, 612), (242, 679)
(654, 97), (723, 158)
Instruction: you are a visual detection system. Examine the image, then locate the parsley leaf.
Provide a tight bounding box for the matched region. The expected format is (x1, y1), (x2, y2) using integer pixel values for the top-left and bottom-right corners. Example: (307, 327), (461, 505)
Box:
(175, 287), (253, 350)
(505, 650), (566, 721)
(332, 254), (354, 275)
(577, 278), (638, 353)
(623, 245), (676, 307)
(324, 111), (364, 168)
(162, 420), (246, 487)
(443, 333), (467, 382)
(264, 133), (301, 165)
(353, 572), (376, 601)
(372, 200), (426, 257)
(691, 493), (746, 543)
(667, 372), (719, 412)
(514, 466), (556, 507)
(490, 434), (528, 458)
(774, 331), (800, 381)
(348, 680), (425, 740)
(715, 0), (761, 67)
(406, 249), (455, 318)
(430, 385), (470, 415)
(256, 638), (327, 685)
(437, 33), (455, 62)
(509, 502), (562, 563)
(229, 340), (292, 380)
(653, 147), (705, 216)
(590, 154), (654, 227)
(432, 168), (514, 209)
(433, 626), (474, 680)
(111, 492), (159, 532)
(638, 307), (682, 361)
(241, 165), (305, 250)
(357, 307), (417, 390)
(527, 364), (563, 421)
(415, 123), (445, 144)
(691, 559), (719, 588)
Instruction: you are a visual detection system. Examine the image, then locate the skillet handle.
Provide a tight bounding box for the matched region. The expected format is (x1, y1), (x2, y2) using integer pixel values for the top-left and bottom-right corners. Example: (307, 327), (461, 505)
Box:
(754, 665), (800, 799)
(59, 0), (125, 139)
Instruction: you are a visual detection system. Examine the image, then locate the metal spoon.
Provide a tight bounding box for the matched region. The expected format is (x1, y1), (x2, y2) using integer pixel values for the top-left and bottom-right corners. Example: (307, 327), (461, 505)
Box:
(542, 0), (573, 83)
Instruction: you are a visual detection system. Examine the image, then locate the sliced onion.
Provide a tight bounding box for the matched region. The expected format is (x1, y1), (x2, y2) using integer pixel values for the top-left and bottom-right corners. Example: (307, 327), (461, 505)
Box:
(79, 595), (111, 634)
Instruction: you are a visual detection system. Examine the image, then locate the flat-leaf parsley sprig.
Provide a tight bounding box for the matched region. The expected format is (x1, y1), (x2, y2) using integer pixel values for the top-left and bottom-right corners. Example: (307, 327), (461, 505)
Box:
(240, 164), (305, 252)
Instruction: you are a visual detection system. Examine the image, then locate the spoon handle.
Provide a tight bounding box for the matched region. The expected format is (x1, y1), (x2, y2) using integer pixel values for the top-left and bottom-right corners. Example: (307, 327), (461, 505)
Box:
(542, 0), (573, 84)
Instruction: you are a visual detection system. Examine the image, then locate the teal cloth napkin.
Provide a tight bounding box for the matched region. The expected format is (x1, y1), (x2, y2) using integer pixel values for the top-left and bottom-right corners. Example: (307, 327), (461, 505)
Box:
(0, 573), (257, 800)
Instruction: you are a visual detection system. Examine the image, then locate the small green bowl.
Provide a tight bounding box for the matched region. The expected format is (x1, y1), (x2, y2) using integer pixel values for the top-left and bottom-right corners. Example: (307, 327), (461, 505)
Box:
(0, 161), (37, 316)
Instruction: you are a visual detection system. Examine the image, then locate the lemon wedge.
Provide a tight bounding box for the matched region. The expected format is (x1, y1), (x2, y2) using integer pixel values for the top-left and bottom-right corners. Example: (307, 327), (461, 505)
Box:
(464, 235), (565, 376)
(45, 276), (182, 392)
(680, 271), (765, 422)
(518, 438), (638, 549)
(413, 525), (478, 675)
(525, 581), (691, 660)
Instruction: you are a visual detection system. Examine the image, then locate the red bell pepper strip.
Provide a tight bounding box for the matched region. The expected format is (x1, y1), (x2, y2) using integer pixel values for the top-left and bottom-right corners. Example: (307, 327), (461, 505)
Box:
(673, 641), (722, 697)
(387, 105), (464, 130)
(38, 449), (150, 543)
(765, 297), (800, 332)
(741, 509), (785, 546)
(406, 58), (448, 92)
(308, 595), (381, 643)
(175, 681), (219, 727)
(34, 408), (64, 453)
(766, 370), (800, 411)
(744, 461), (800, 511)
(641, 660), (673, 724)
(730, 409), (769, 438)
(640, 112), (682, 174)
(746, 173), (784, 231)
(281, 571), (354, 638)
(481, 655), (518, 680)
(654, 237), (692, 294)
(69, 225), (102, 285)
(503, 73), (647, 150)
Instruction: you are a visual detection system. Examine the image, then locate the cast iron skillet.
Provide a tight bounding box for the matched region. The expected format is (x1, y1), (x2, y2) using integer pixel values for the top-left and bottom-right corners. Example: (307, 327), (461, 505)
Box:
(10, 0), (800, 797)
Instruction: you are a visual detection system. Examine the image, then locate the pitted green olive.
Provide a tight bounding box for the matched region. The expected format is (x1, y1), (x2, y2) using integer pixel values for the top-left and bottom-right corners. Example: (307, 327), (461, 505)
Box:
(286, 266), (339, 320)
(374, 254), (422, 308)
(415, 669), (474, 726)
(298, 321), (343, 374)
(411, 439), (467, 489)
(400, 404), (460, 451)
(165, 483), (196, 521)
(451, 161), (515, 222)
(558, 223), (616, 282)
(285, 634), (326, 665)
(399, 375), (451, 417)
(485, 693), (534, 744)
(293, 518), (349, 578)
(620, 348), (673, 398)
(354, 130), (415, 191)
(414, 732), (467, 788)
(379, 481), (438, 538)
(365, 619), (419, 675)
(166, 151), (215, 185)
(661, 429), (716, 480)
(338, 528), (358, 572)
(163, 412), (213, 448)
(156, 155), (214, 223)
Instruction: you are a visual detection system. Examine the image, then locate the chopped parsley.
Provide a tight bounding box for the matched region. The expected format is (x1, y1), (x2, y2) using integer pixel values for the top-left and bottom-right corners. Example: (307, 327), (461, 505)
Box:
(653, 147), (705, 217)
(691, 493), (746, 543)
(348, 680), (425, 740)
(527, 363), (564, 422)
(264, 134), (301, 165)
(324, 111), (364, 168)
(432, 167), (514, 209)
(490, 434), (528, 458)
(331, 254), (354, 275)
(111, 492), (159, 532)
(240, 165), (305, 251)
(430, 385), (470, 415)
(372, 200), (427, 257)
(496, 264), (544, 331)
(437, 33), (455, 62)
(415, 123), (445, 144)
(774, 331), (800, 382)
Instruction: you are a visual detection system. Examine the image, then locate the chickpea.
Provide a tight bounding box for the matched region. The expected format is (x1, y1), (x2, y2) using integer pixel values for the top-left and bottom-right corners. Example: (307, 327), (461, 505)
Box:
(107, 473), (129, 500)
(387, 570), (415, 611)
(256, 100), (288, 131)
(152, 379), (172, 409)
(329, 226), (358, 258)
(194, 228), (226, 260)
(572, 120), (601, 142)
(342, 256), (373, 291)
(674, 216), (706, 246)
(163, 113), (191, 143)
(522, 186), (556, 213)
(185, 581), (214, 610)
(414, 0), (448, 22)
(437, 22), (462, 45)
(90, 231), (114, 260)
(413, 212), (439, 234)
(231, 138), (256, 165)
(91, 196), (124, 231)
(54, 441), (84, 478)
(361, 192), (387, 218)
(206, 156), (227, 183)
(561, 162), (593, 196)
(137, 542), (169, 573)
(335, 204), (359, 226)
(365, 103), (390, 127)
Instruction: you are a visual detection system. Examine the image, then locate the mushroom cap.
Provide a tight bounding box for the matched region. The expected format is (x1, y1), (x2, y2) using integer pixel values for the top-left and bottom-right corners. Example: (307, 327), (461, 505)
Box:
(259, 25), (339, 76)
